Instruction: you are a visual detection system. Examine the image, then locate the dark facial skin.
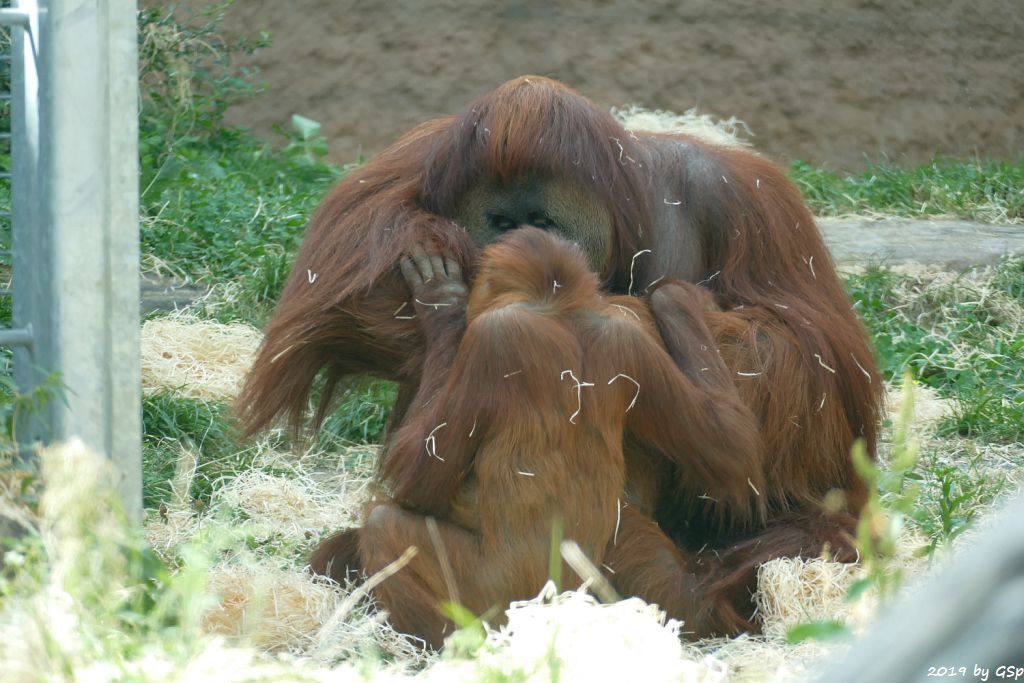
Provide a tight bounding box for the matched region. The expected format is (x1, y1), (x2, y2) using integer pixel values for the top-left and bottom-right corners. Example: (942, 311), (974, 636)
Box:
(452, 175), (615, 276)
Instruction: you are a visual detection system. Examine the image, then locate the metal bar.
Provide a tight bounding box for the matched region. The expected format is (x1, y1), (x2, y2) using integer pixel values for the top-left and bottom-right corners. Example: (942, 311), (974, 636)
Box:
(0, 9), (31, 27)
(0, 324), (33, 347)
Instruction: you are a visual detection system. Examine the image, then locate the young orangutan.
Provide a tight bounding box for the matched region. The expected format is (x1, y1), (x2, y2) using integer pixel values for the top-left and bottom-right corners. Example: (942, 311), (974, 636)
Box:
(313, 227), (772, 646)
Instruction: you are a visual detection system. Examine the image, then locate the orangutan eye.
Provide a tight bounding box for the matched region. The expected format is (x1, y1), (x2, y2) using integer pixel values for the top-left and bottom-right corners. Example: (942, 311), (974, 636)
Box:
(487, 213), (517, 232)
(527, 211), (556, 230)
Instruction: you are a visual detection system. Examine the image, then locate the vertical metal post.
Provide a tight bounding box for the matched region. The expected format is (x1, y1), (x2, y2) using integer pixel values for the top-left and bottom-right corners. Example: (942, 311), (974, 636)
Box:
(12, 0), (142, 521)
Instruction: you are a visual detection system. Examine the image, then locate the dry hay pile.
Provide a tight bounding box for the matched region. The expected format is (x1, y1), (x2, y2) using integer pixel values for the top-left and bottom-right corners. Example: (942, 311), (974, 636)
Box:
(140, 312), (263, 401)
(612, 105), (754, 149)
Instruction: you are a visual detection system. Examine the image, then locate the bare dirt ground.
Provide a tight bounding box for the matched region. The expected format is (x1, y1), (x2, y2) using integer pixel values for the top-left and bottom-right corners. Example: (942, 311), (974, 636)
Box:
(141, 1), (1024, 312)
(169, 0), (1024, 170)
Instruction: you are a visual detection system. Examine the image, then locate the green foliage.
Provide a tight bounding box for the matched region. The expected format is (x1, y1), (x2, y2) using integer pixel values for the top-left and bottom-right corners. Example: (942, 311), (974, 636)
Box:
(791, 157), (1024, 222)
(930, 466), (977, 541)
(845, 265), (904, 375)
(909, 450), (1004, 555)
(139, 117), (342, 318)
(992, 255), (1024, 300)
(0, 284), (10, 327)
(141, 392), (241, 507)
(785, 619), (847, 645)
(918, 464), (982, 545)
(137, 4), (345, 320)
(932, 257), (1024, 441)
(138, 3), (269, 160)
(280, 114), (332, 166)
(440, 601), (489, 658)
(319, 381), (398, 444)
(141, 384), (394, 509)
(1, 371), (65, 454)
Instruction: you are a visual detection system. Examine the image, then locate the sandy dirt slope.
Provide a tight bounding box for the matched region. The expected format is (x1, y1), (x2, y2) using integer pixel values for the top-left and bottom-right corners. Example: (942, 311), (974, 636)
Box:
(159, 0), (1023, 169)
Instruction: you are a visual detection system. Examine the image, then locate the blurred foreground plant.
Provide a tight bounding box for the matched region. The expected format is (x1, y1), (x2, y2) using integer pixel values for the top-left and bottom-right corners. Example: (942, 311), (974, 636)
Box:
(786, 374), (921, 644)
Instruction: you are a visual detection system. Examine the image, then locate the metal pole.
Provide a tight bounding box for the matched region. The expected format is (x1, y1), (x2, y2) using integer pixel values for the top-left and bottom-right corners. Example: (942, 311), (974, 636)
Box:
(0, 324), (32, 347)
(12, 0), (142, 521)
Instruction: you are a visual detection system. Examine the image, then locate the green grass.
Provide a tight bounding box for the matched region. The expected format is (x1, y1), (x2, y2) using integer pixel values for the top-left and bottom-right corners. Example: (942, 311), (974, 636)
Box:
(140, 121), (343, 309)
(318, 380), (398, 444)
(846, 256), (1024, 443)
(791, 158), (1024, 223)
(142, 392), (247, 508)
(910, 452), (1004, 552)
(136, 5), (346, 323)
(839, 257), (1023, 560)
(140, 381), (395, 508)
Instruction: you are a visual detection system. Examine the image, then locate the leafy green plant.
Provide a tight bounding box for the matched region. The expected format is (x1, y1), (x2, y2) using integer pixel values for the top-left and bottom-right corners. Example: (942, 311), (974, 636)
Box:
(280, 114), (332, 167)
(848, 375), (921, 602)
(139, 119), (341, 309)
(785, 619), (848, 645)
(441, 602), (490, 658)
(1, 371), (66, 455)
(138, 2), (269, 170)
(910, 449), (1004, 555)
(922, 464), (981, 545)
(137, 4), (345, 321)
(786, 376), (921, 644)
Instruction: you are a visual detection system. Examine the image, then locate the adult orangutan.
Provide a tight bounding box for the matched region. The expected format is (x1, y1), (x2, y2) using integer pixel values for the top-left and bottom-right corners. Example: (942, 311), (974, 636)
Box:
(236, 76), (882, 642)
